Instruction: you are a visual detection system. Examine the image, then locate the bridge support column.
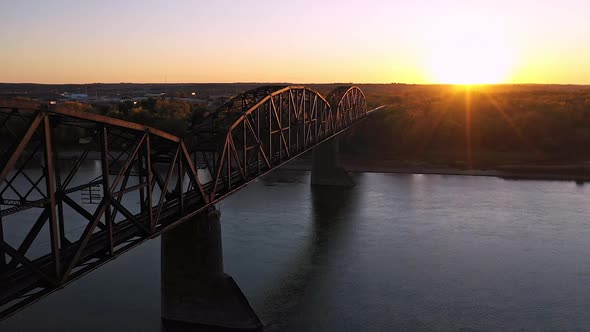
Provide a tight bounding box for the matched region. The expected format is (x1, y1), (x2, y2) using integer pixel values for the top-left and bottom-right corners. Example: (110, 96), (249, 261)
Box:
(311, 136), (354, 187)
(161, 208), (262, 331)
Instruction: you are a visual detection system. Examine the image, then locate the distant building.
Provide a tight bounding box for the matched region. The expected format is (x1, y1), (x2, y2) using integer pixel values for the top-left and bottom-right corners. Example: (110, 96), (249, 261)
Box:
(145, 93), (166, 98)
(61, 92), (89, 101)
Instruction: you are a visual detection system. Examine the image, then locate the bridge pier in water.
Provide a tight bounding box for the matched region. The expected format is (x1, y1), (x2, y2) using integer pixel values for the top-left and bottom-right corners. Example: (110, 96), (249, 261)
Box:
(161, 208), (262, 331)
(311, 136), (355, 187)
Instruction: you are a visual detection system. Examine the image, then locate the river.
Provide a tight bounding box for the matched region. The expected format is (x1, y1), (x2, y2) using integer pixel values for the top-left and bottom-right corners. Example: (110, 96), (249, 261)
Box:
(2, 169), (590, 331)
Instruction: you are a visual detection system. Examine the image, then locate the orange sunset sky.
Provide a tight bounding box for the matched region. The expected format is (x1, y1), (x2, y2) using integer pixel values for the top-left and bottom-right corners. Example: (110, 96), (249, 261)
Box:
(1, 0), (589, 84)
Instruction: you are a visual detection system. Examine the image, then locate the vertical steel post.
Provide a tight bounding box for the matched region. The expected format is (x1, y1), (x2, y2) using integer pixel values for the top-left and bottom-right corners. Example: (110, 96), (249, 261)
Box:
(302, 89), (306, 147)
(138, 147), (145, 214)
(257, 109), (260, 174)
(42, 115), (61, 281)
(315, 96), (318, 143)
(243, 120), (247, 178)
(288, 92), (291, 153)
(100, 126), (113, 255)
(145, 133), (154, 230)
(279, 94), (283, 160)
(227, 142), (231, 190)
(178, 154), (184, 216)
(52, 123), (68, 247)
(295, 91), (299, 152)
(268, 102), (272, 164)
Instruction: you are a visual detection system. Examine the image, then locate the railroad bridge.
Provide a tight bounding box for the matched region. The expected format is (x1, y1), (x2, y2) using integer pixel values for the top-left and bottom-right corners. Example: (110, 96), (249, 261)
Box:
(0, 85), (379, 328)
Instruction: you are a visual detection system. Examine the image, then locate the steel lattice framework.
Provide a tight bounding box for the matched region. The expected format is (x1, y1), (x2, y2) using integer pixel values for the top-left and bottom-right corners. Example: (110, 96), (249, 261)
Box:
(0, 85), (368, 319)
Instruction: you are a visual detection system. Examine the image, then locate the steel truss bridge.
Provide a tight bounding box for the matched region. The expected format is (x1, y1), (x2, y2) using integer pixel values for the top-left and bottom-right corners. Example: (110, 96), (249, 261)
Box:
(0, 85), (373, 319)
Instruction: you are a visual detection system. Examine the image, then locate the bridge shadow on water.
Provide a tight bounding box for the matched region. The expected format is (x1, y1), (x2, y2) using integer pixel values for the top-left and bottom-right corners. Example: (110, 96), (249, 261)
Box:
(254, 181), (360, 331)
(160, 177), (361, 331)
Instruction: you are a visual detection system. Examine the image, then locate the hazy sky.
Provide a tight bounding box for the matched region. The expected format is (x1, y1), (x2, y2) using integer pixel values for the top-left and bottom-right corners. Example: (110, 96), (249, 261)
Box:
(1, 0), (589, 84)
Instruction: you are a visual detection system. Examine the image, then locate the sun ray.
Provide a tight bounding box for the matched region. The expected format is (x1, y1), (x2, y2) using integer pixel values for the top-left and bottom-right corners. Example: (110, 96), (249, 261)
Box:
(419, 90), (461, 150)
(482, 90), (542, 157)
(464, 87), (473, 168)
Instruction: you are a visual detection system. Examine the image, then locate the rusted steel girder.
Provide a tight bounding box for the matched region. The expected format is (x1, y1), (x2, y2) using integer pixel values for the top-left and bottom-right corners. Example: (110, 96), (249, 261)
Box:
(0, 85), (368, 320)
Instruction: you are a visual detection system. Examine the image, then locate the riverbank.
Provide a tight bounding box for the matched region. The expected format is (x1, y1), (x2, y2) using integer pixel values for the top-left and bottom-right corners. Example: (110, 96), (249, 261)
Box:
(282, 157), (590, 182)
(55, 149), (590, 182)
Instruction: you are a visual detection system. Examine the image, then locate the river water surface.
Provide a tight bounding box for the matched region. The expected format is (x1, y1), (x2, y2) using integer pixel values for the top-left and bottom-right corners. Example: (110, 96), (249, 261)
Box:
(2, 169), (590, 331)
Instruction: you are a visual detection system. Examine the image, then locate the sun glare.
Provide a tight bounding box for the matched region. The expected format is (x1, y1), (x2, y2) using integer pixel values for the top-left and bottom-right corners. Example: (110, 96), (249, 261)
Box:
(425, 17), (516, 85)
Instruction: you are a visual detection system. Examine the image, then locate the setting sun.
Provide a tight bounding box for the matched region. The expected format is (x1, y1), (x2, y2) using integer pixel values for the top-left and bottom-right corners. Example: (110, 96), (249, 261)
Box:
(425, 16), (516, 85)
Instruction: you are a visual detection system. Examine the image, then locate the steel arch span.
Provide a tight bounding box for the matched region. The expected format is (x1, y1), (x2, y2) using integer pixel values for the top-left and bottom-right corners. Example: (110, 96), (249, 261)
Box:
(0, 85), (371, 319)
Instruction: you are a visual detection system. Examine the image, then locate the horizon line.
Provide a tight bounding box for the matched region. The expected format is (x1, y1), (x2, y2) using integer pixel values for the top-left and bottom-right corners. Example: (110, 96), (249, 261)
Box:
(2, 81), (590, 86)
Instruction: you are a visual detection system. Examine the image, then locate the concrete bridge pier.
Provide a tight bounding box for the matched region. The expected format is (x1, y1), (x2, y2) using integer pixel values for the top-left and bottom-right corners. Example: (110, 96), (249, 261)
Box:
(311, 136), (354, 187)
(161, 208), (262, 331)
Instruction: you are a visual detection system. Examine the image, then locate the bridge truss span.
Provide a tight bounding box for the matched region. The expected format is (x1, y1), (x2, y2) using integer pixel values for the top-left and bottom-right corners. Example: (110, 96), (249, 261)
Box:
(0, 85), (369, 319)
(191, 85), (366, 201)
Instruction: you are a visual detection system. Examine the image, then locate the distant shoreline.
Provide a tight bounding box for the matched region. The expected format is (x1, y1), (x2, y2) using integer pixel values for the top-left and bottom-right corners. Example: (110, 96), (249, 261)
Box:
(282, 159), (590, 182)
(54, 150), (590, 182)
